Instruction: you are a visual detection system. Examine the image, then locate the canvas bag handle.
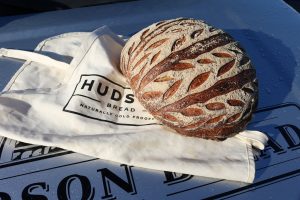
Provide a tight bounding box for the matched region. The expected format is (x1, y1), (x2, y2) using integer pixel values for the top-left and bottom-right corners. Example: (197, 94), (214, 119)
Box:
(0, 48), (69, 68)
(235, 130), (268, 150)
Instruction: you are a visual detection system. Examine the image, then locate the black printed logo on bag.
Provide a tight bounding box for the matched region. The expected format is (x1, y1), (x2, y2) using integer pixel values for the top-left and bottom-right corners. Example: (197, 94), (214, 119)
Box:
(63, 74), (157, 126)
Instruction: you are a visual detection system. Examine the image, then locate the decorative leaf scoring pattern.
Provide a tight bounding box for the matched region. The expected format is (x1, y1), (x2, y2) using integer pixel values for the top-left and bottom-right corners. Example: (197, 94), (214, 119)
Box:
(183, 119), (206, 129)
(179, 22), (199, 26)
(191, 29), (204, 39)
(154, 76), (174, 82)
(129, 19), (187, 65)
(206, 115), (225, 124)
(181, 108), (204, 116)
(140, 28), (150, 39)
(132, 53), (151, 71)
(157, 69), (255, 113)
(227, 99), (245, 107)
(142, 91), (163, 101)
(226, 113), (241, 123)
(188, 71), (210, 92)
(121, 18), (257, 139)
(171, 36), (186, 51)
(120, 57), (126, 74)
(128, 42), (135, 56)
(229, 49), (241, 54)
(242, 87), (254, 94)
(172, 62), (194, 71)
(163, 113), (178, 122)
(156, 20), (167, 26)
(150, 51), (161, 65)
(217, 59), (235, 77)
(137, 33), (234, 91)
(163, 80), (182, 100)
(130, 63), (147, 89)
(146, 38), (169, 50)
(205, 102), (225, 110)
(170, 28), (183, 33)
(197, 58), (215, 64)
(156, 70), (254, 137)
(212, 52), (233, 58)
(130, 73), (140, 89)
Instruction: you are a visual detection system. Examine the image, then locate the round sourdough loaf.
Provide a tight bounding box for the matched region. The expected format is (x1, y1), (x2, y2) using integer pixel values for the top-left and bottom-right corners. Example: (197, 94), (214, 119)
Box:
(120, 18), (258, 140)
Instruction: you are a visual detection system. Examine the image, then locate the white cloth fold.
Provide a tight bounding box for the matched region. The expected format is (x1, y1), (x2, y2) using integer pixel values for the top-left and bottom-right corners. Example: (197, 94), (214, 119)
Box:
(0, 26), (268, 183)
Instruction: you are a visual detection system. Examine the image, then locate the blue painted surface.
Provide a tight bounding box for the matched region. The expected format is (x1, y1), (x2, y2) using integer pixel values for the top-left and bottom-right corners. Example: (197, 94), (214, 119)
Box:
(0, 0), (299, 199)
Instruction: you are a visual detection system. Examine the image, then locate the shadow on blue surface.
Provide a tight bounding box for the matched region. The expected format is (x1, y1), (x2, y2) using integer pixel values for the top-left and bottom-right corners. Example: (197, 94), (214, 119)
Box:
(0, 13), (35, 28)
(226, 29), (296, 108)
(226, 29), (297, 180)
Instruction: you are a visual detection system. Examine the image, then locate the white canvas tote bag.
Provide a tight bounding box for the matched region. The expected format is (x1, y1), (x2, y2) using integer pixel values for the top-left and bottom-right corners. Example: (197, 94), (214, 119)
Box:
(2, 32), (89, 91)
(0, 26), (268, 183)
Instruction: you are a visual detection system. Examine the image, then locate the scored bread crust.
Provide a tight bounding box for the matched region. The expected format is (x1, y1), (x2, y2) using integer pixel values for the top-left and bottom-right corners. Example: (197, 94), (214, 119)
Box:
(120, 18), (258, 140)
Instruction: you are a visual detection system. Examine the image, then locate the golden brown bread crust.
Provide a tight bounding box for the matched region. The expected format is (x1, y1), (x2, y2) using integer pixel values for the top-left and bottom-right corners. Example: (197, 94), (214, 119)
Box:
(120, 18), (258, 140)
